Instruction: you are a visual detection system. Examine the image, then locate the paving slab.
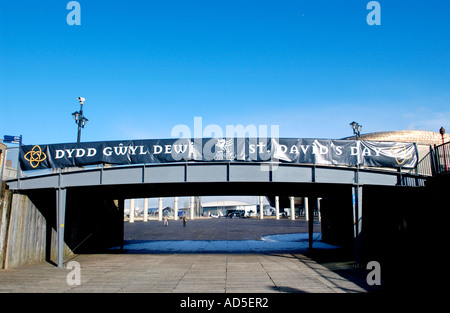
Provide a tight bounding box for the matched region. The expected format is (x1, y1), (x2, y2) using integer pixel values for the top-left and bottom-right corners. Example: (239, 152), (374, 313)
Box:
(0, 219), (379, 293)
(0, 253), (372, 293)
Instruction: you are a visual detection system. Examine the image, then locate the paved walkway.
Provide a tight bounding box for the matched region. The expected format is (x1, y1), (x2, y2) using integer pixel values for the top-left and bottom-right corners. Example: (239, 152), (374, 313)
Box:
(0, 219), (376, 293)
(0, 253), (369, 293)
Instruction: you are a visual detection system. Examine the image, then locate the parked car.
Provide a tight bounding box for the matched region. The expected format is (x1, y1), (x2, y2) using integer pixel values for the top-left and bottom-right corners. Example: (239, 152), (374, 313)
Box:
(226, 210), (245, 218)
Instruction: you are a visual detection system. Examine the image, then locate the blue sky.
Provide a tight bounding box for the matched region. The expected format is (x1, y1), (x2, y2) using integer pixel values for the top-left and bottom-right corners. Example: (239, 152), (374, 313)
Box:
(1, 0), (449, 146)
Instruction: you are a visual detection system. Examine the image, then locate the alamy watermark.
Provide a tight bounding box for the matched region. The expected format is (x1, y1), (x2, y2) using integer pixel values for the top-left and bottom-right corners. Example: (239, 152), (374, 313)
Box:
(64, 259), (381, 287)
(367, 1), (381, 26)
(66, 2), (381, 27)
(66, 260), (81, 286)
(170, 116), (281, 171)
(171, 117), (280, 142)
(66, 1), (81, 26)
(366, 261), (381, 286)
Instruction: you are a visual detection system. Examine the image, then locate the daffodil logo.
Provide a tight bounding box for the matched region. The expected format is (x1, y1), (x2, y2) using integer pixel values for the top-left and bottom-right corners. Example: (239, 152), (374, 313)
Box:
(389, 144), (413, 165)
(24, 145), (47, 168)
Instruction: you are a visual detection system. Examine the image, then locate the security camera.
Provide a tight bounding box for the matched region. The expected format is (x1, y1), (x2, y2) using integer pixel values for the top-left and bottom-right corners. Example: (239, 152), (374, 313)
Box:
(78, 97), (85, 104)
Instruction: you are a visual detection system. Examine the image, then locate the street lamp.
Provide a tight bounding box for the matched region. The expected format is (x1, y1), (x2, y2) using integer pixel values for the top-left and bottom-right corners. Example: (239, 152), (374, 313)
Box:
(350, 121), (362, 139)
(439, 126), (448, 172)
(349, 121), (363, 267)
(72, 97), (88, 143)
(440, 126), (446, 144)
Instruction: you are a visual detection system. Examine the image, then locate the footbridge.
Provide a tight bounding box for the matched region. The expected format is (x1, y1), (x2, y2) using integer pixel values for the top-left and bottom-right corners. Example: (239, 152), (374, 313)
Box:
(2, 137), (438, 268)
(6, 160), (425, 192)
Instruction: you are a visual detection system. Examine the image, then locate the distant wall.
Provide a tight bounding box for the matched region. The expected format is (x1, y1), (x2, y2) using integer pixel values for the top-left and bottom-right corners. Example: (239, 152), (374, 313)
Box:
(63, 188), (124, 253)
(354, 130), (450, 145)
(320, 188), (354, 248)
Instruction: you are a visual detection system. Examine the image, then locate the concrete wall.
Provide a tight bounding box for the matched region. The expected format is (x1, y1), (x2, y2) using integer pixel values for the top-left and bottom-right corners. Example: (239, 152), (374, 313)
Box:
(0, 186), (124, 269)
(0, 185), (12, 268)
(319, 182), (441, 290)
(361, 185), (433, 289)
(0, 190), (71, 269)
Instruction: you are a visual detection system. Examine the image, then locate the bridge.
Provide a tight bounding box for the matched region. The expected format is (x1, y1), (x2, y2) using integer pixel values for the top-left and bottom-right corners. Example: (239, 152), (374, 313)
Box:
(1, 137), (446, 270)
(6, 161), (424, 191)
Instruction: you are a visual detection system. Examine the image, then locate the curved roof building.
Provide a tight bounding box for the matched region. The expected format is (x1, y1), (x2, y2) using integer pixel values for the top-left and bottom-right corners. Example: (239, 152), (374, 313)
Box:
(349, 130), (450, 145)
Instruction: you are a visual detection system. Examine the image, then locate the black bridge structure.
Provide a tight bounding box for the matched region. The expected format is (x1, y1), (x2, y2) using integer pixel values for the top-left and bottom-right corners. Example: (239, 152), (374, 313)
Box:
(5, 138), (448, 270)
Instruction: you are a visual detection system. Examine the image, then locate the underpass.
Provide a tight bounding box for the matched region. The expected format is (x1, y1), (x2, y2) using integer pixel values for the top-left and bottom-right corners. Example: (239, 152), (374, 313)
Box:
(2, 136), (443, 293)
(4, 161), (424, 269)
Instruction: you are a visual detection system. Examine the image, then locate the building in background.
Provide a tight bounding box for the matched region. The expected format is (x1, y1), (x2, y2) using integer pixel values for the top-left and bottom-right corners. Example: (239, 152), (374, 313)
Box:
(201, 200), (259, 217)
(345, 130), (450, 160)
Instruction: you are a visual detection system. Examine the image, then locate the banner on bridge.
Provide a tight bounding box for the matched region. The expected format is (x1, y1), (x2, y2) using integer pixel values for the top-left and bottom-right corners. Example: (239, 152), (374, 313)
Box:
(19, 138), (418, 171)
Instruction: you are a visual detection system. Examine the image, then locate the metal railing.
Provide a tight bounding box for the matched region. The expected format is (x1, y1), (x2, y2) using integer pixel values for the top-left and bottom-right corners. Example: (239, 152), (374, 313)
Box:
(405, 142), (450, 179)
(434, 141), (450, 175)
(408, 149), (434, 177)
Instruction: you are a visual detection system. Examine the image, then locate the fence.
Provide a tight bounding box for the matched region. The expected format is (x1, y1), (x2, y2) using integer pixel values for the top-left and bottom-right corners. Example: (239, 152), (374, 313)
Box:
(434, 141), (450, 175)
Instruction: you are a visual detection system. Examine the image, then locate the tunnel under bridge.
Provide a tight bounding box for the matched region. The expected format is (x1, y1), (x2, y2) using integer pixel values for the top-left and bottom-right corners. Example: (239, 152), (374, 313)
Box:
(4, 160), (427, 270)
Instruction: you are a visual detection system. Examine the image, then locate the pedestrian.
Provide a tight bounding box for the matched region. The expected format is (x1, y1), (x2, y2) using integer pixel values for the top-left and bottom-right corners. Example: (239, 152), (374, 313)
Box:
(164, 215), (169, 227)
(183, 215), (187, 227)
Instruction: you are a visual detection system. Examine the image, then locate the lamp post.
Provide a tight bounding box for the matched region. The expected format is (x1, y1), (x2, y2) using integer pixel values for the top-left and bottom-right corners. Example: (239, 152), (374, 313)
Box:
(440, 126), (446, 144)
(349, 121), (363, 267)
(439, 126), (448, 172)
(349, 121), (362, 139)
(72, 97), (88, 143)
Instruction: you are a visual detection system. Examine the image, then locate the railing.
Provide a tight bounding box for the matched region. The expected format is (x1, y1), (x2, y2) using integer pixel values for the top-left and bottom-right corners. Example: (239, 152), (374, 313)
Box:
(398, 173), (427, 187)
(412, 149), (434, 177)
(405, 141), (450, 179)
(434, 141), (450, 175)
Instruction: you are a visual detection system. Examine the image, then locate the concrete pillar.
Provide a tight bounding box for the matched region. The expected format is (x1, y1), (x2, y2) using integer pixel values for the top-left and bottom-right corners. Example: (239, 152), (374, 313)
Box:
(259, 196), (264, 219)
(0, 147), (7, 182)
(118, 199), (125, 252)
(158, 197), (163, 221)
(290, 196), (295, 220)
(275, 196), (280, 220)
(352, 186), (363, 266)
(174, 197), (179, 220)
(56, 188), (66, 268)
(308, 197), (314, 250)
(304, 197), (309, 221)
(129, 199), (135, 223)
(317, 197), (321, 222)
(190, 196), (195, 219)
(143, 198), (148, 222)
